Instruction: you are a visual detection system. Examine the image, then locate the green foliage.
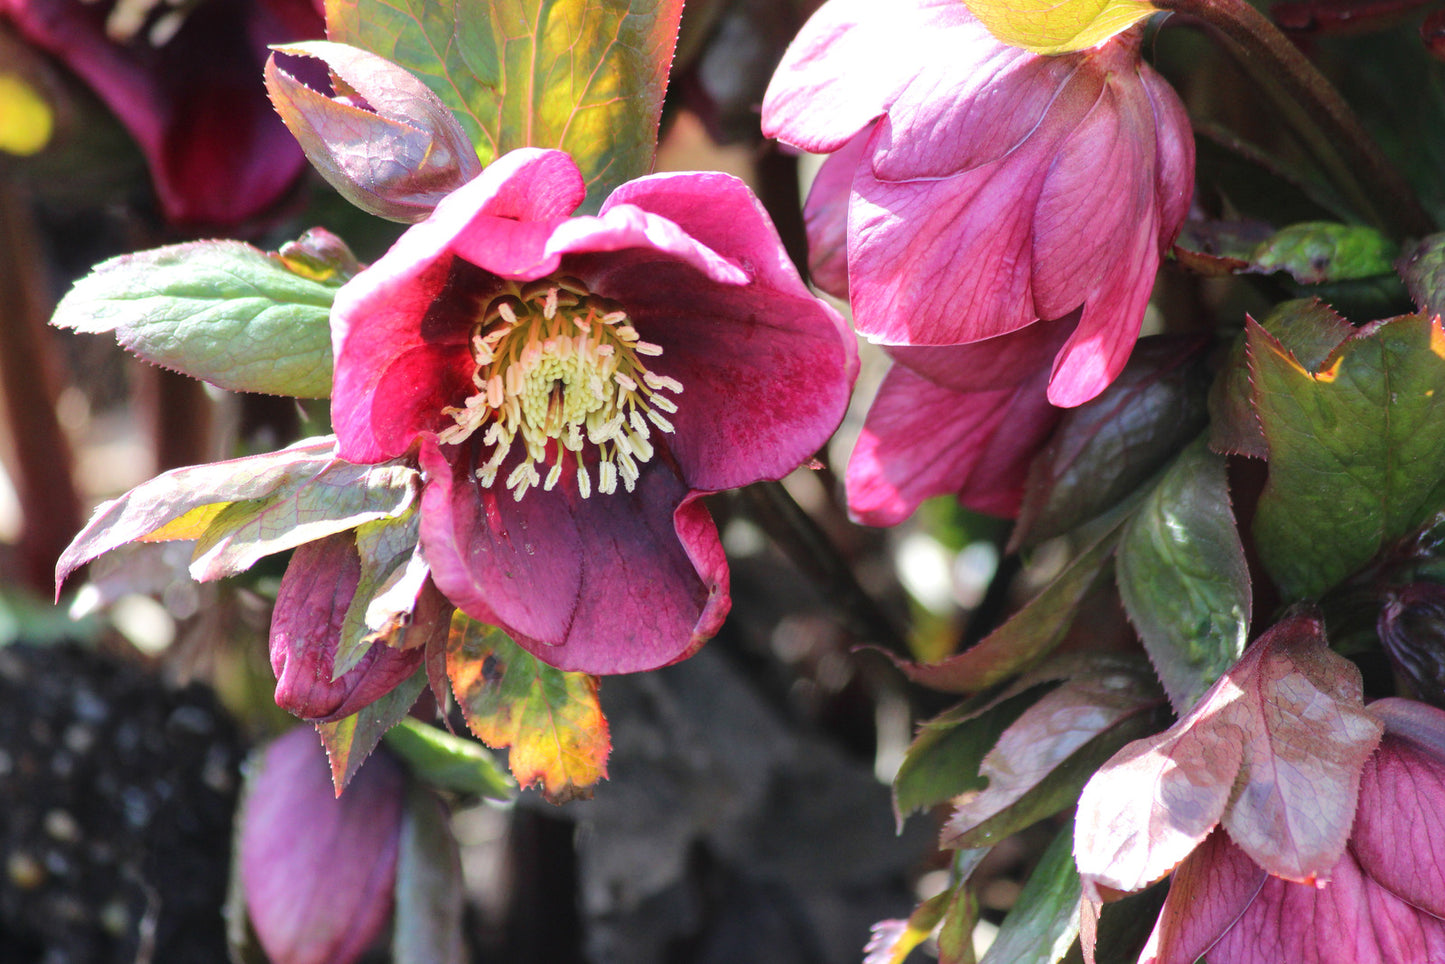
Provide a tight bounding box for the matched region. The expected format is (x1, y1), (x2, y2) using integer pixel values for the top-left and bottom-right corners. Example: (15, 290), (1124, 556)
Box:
(51, 239), (338, 398)
(1251, 313), (1445, 599)
(1118, 436), (1251, 712)
(978, 820), (1081, 964)
(326, 0), (686, 212)
(383, 717), (514, 800)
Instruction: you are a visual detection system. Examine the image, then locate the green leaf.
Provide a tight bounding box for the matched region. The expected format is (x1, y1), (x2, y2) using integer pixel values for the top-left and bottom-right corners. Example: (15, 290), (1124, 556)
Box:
(1249, 221), (1398, 285)
(316, 666), (429, 793)
(393, 784), (467, 964)
(383, 716), (514, 800)
(978, 820), (1082, 964)
(1014, 336), (1209, 549)
(1118, 436), (1251, 713)
(1208, 299), (1354, 458)
(1251, 313), (1445, 599)
(936, 876), (981, 964)
(446, 613), (610, 803)
(51, 239), (337, 398)
(326, 0), (686, 212)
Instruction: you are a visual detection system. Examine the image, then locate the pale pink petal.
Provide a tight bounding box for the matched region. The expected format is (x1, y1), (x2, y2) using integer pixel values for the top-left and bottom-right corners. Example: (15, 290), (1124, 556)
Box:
(802, 132), (869, 298)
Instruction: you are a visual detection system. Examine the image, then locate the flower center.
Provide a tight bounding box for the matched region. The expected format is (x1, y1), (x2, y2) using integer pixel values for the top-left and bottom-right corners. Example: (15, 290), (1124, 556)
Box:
(438, 277), (682, 501)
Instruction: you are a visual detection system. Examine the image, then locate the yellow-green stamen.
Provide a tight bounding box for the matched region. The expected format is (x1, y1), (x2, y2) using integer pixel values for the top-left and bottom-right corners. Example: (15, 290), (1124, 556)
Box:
(438, 277), (682, 500)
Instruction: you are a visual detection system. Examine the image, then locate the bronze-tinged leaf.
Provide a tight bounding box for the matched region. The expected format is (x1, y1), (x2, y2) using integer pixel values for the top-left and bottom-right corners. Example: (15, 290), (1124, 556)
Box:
(326, 0), (686, 212)
(1013, 336), (1209, 550)
(1075, 613), (1382, 896)
(941, 662), (1163, 849)
(316, 666), (429, 794)
(890, 525), (1123, 695)
(446, 613), (609, 803)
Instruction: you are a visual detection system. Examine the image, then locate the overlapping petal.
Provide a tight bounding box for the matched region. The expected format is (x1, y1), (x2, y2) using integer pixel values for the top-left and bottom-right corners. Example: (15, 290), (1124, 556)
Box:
(331, 148), (856, 674)
(764, 0), (1194, 407)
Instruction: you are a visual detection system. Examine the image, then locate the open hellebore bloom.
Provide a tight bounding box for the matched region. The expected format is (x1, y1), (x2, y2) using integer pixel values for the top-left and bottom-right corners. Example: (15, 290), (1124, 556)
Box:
(331, 148), (857, 675)
(0, 0), (322, 227)
(847, 316), (1071, 525)
(762, 0), (1194, 406)
(1142, 698), (1445, 964)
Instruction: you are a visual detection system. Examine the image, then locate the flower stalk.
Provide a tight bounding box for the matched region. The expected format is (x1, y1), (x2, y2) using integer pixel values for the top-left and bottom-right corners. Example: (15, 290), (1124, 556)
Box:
(1157, 0), (1434, 238)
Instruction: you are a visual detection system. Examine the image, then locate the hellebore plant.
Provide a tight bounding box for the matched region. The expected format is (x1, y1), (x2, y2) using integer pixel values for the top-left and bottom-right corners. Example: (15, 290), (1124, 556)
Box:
(762, 0), (1194, 406)
(331, 147), (857, 674)
(0, 0), (323, 228)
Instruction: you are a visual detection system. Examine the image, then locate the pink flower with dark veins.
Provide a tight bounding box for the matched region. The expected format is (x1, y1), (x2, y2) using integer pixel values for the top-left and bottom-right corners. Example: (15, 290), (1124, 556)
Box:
(761, 0), (1194, 407)
(847, 316), (1071, 525)
(330, 148), (857, 675)
(1, 0), (323, 228)
(1142, 698), (1445, 964)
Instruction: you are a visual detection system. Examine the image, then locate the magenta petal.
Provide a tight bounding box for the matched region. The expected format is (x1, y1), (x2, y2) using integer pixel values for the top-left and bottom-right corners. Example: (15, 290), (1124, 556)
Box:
(846, 354), (1059, 524)
(1351, 733), (1445, 918)
(1145, 830), (1267, 964)
(241, 728), (403, 964)
(802, 132), (870, 299)
(761, 0), (964, 153)
(418, 439), (729, 674)
(1208, 845), (1445, 964)
(270, 533), (424, 722)
(846, 138), (1048, 345)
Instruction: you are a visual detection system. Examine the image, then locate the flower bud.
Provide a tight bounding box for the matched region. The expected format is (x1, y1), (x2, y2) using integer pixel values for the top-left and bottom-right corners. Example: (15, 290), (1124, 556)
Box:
(1378, 583), (1445, 708)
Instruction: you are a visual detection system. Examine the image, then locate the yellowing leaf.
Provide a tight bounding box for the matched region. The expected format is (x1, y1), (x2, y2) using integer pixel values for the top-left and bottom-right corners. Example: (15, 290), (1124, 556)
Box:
(138, 503), (229, 543)
(0, 73), (53, 156)
(446, 614), (608, 803)
(963, 0), (1155, 54)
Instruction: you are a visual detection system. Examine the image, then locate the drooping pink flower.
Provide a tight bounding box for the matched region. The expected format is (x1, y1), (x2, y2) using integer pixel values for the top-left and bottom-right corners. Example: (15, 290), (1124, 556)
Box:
(1141, 698), (1445, 964)
(1, 0), (323, 228)
(240, 727), (404, 964)
(761, 0), (1194, 407)
(847, 316), (1071, 525)
(330, 148), (857, 675)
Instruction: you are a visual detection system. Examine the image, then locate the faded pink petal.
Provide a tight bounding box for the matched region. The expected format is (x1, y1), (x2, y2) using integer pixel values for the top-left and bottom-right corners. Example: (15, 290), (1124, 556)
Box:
(765, 0), (1194, 407)
(332, 149), (854, 673)
(270, 532), (424, 722)
(241, 728), (403, 964)
(2, 0), (322, 228)
(801, 132), (865, 298)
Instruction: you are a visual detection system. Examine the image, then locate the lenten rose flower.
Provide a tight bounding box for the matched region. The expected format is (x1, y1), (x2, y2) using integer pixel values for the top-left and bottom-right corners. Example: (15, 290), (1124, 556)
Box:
(331, 148), (858, 675)
(847, 316), (1071, 525)
(1141, 698), (1445, 964)
(761, 0), (1194, 407)
(0, 0), (322, 227)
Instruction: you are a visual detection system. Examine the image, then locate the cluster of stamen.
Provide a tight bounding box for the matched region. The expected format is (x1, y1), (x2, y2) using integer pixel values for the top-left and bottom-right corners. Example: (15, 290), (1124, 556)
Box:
(438, 277), (682, 501)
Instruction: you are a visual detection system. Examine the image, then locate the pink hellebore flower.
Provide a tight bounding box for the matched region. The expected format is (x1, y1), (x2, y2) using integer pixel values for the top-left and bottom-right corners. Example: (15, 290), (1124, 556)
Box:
(1, 0), (322, 228)
(241, 728), (404, 964)
(761, 0), (1194, 407)
(331, 148), (857, 675)
(1142, 698), (1445, 964)
(847, 316), (1071, 525)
